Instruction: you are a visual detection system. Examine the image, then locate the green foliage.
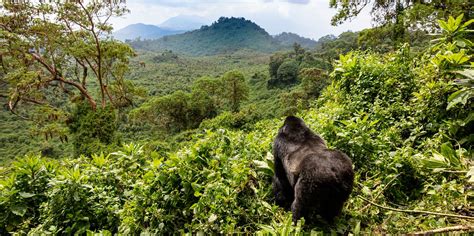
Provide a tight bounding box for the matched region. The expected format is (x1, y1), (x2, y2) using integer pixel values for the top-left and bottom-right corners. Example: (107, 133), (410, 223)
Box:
(433, 14), (473, 47)
(0, 144), (152, 234)
(256, 213), (306, 236)
(0, 1), (134, 112)
(0, 155), (57, 234)
(330, 1), (471, 49)
(329, 0), (472, 30)
(221, 70), (249, 112)
(131, 70), (250, 134)
(429, 15), (473, 148)
(314, 31), (358, 68)
(276, 59), (299, 85)
(153, 50), (179, 63)
(199, 105), (264, 131)
(68, 102), (118, 157)
(0, 1), (138, 161)
(268, 52), (286, 81)
(0, 108), (73, 163)
(119, 129), (277, 234)
(1, 9), (473, 235)
(280, 68), (329, 115)
(268, 45), (313, 89)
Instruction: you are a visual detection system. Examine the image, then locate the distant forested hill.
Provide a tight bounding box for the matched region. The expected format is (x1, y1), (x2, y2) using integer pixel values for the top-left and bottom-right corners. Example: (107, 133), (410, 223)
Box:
(273, 32), (317, 48)
(128, 17), (307, 56)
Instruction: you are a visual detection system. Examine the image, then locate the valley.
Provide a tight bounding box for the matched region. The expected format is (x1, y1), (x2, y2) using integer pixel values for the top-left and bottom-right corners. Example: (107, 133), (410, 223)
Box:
(0, 1), (472, 235)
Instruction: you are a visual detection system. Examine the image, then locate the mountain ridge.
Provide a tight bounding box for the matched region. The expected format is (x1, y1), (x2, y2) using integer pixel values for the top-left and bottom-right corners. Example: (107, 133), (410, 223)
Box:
(273, 32), (317, 48)
(127, 17), (317, 56)
(112, 23), (184, 41)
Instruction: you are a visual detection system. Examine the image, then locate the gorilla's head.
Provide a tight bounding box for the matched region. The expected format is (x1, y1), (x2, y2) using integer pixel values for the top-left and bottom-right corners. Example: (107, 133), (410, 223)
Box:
(278, 116), (326, 147)
(278, 116), (310, 142)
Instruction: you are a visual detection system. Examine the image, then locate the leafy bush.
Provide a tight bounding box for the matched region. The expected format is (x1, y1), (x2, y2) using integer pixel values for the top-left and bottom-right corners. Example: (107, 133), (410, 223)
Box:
(199, 105), (264, 131)
(0, 14), (472, 235)
(119, 129), (277, 234)
(0, 156), (57, 234)
(68, 102), (118, 157)
(130, 71), (250, 133)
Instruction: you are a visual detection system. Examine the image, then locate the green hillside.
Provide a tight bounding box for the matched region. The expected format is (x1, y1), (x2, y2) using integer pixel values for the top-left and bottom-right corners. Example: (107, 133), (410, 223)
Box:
(129, 17), (286, 55)
(2, 31), (473, 233)
(1, 0), (473, 235)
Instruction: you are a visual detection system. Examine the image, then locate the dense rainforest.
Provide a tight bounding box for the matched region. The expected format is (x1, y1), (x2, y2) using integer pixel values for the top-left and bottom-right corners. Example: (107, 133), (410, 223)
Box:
(0, 0), (473, 234)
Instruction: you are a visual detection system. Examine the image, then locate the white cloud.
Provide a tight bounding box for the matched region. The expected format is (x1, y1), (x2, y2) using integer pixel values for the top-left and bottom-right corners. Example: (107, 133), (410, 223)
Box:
(110, 0), (373, 39)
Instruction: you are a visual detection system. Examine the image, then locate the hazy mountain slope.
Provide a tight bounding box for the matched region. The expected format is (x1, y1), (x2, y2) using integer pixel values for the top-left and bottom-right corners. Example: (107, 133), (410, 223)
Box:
(273, 32), (318, 48)
(159, 15), (209, 31)
(129, 17), (286, 56)
(113, 23), (184, 41)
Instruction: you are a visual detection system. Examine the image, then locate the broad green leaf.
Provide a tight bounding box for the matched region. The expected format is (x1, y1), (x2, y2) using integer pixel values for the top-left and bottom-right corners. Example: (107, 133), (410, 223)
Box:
(19, 192), (35, 198)
(455, 14), (463, 29)
(208, 214), (217, 223)
(437, 20), (448, 31)
(447, 88), (471, 110)
(11, 205), (27, 217)
(253, 160), (274, 176)
(420, 153), (448, 169)
(454, 69), (474, 80)
(353, 221), (361, 235)
(440, 142), (460, 167)
(467, 166), (474, 183)
(461, 19), (474, 28)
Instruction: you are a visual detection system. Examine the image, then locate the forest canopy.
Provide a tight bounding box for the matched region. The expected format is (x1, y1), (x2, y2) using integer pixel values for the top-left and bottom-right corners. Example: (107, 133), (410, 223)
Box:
(0, 0), (473, 235)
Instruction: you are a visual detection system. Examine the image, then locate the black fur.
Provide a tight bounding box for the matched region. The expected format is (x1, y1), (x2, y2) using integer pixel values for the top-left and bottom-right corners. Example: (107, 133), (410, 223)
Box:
(272, 116), (354, 223)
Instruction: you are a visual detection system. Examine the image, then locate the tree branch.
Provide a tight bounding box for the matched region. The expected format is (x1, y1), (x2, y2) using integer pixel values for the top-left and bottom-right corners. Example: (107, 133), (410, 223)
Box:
(358, 195), (474, 220)
(79, 1), (105, 108)
(103, 85), (117, 108)
(410, 225), (474, 235)
(30, 52), (97, 110)
(359, 173), (401, 213)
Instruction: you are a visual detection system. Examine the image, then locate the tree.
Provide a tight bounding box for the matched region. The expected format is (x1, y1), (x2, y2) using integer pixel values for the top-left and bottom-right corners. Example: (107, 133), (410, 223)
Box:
(192, 76), (224, 108)
(299, 68), (329, 98)
(279, 68), (329, 115)
(330, 0), (472, 26)
(276, 59), (299, 85)
(190, 76), (223, 120)
(221, 70), (249, 112)
(269, 53), (286, 80)
(0, 1), (134, 112)
(130, 91), (191, 133)
(129, 74), (246, 134)
(329, 0), (473, 42)
(316, 31), (358, 60)
(68, 102), (117, 156)
(0, 1), (135, 143)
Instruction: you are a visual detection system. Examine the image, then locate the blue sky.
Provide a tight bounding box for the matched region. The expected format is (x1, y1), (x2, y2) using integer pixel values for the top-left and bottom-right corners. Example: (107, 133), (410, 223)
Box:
(110, 0), (373, 40)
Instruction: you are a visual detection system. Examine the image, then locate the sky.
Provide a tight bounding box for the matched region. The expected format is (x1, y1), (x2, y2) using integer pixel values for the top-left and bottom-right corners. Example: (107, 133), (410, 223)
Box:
(110, 0), (374, 40)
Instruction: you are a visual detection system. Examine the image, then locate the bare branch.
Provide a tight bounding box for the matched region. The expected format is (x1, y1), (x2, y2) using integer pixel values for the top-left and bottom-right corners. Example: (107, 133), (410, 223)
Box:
(30, 52), (97, 110)
(410, 225), (474, 235)
(358, 195), (474, 220)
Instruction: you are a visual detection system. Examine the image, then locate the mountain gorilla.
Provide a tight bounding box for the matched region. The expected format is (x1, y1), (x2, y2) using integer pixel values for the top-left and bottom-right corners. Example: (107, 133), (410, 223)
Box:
(272, 116), (354, 223)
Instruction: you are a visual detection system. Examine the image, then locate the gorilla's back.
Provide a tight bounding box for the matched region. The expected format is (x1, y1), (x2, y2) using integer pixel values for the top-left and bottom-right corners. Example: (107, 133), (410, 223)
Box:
(301, 149), (354, 192)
